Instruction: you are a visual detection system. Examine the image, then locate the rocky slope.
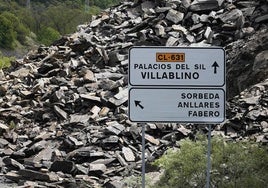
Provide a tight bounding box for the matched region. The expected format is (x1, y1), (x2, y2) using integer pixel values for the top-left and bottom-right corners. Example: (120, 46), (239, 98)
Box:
(0, 0), (267, 187)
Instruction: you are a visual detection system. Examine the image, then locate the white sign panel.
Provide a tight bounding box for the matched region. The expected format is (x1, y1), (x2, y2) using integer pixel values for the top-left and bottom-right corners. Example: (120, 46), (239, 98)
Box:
(128, 46), (226, 123)
(129, 47), (225, 87)
(129, 88), (225, 123)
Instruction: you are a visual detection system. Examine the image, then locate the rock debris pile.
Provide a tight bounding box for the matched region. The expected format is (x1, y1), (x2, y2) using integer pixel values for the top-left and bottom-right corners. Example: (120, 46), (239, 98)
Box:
(224, 79), (268, 143)
(0, 0), (267, 187)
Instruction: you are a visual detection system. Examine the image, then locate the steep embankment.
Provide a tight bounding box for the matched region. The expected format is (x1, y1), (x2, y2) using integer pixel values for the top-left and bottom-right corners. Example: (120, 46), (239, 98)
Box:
(0, 0), (267, 187)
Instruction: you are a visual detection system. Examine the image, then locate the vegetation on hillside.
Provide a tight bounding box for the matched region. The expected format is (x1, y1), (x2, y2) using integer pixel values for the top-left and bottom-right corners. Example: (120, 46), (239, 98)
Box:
(0, 51), (14, 69)
(153, 135), (268, 188)
(0, 0), (120, 50)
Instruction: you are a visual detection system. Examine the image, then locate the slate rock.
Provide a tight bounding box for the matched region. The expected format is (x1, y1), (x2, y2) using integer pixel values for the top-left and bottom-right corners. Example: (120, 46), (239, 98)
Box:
(219, 9), (245, 29)
(5, 171), (22, 182)
(50, 160), (77, 174)
(2, 157), (25, 170)
(253, 50), (268, 72)
(18, 169), (51, 181)
(0, 85), (7, 97)
(88, 163), (107, 176)
(105, 176), (124, 188)
(190, 0), (223, 12)
(90, 18), (102, 28)
(70, 114), (90, 124)
(9, 68), (30, 78)
(166, 9), (184, 24)
(255, 14), (268, 23)
(122, 147), (135, 162)
(54, 105), (68, 120)
(33, 147), (54, 163)
(102, 135), (119, 144)
(115, 151), (128, 167)
(0, 123), (9, 133)
(0, 69), (5, 80)
(65, 136), (84, 148)
(109, 88), (128, 106)
(76, 164), (89, 175)
(0, 138), (9, 147)
(106, 121), (125, 135)
(145, 134), (160, 145)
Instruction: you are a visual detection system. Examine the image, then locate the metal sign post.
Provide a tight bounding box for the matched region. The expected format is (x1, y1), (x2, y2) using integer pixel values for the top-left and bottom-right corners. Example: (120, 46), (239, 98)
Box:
(141, 123), (146, 188)
(206, 124), (212, 188)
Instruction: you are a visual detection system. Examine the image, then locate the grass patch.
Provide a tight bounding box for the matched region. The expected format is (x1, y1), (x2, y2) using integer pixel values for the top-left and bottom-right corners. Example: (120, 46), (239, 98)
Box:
(0, 52), (14, 69)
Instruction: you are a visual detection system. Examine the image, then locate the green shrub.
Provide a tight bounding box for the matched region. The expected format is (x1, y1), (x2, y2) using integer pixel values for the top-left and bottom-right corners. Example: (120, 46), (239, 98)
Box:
(0, 15), (16, 49)
(91, 0), (121, 9)
(153, 135), (268, 188)
(15, 23), (30, 45)
(37, 27), (61, 46)
(0, 11), (30, 45)
(0, 52), (14, 69)
(123, 174), (155, 188)
(87, 5), (101, 15)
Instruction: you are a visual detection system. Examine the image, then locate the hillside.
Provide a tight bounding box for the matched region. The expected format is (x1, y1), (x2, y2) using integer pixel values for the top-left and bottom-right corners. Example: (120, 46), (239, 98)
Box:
(0, 0), (120, 58)
(0, 0), (268, 187)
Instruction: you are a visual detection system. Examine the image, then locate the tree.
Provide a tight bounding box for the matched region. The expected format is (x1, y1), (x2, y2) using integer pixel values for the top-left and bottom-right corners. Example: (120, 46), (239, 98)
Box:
(1, 11), (29, 44)
(0, 15), (16, 48)
(43, 3), (91, 34)
(91, 0), (120, 9)
(0, 0), (121, 49)
(37, 27), (60, 46)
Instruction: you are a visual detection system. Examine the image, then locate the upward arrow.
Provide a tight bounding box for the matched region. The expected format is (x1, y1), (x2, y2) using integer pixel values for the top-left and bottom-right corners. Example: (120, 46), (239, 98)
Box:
(212, 61), (219, 74)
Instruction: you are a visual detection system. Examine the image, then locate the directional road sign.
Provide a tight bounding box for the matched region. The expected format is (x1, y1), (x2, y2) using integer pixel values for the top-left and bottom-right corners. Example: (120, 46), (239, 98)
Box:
(129, 88), (225, 123)
(129, 47), (225, 87)
(128, 46), (226, 123)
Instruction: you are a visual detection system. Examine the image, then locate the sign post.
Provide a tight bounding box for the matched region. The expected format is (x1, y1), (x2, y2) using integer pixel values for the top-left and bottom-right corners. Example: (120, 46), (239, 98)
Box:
(206, 124), (212, 188)
(141, 123), (146, 188)
(128, 46), (226, 188)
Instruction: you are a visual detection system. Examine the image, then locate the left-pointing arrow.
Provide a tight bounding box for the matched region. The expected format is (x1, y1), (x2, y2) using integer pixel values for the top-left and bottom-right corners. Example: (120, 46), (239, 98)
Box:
(134, 100), (144, 109)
